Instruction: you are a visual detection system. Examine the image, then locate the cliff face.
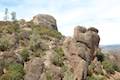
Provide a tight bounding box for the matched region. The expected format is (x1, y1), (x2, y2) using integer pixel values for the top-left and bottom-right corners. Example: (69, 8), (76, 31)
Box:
(0, 14), (120, 80)
(63, 26), (100, 80)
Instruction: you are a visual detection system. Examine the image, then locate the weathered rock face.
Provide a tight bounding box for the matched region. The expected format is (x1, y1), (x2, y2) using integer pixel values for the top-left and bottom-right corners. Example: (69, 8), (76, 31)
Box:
(74, 26), (100, 59)
(0, 18), (102, 80)
(63, 26), (100, 80)
(32, 14), (58, 31)
(24, 58), (45, 80)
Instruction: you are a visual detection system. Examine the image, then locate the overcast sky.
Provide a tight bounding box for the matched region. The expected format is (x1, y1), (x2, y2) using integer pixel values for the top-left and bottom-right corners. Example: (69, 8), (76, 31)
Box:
(0, 0), (120, 45)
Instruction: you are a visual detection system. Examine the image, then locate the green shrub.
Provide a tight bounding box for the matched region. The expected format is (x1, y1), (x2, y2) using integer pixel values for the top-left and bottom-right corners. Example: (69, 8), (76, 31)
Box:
(29, 33), (41, 51)
(29, 33), (48, 57)
(1, 22), (20, 34)
(0, 35), (12, 51)
(87, 75), (97, 80)
(46, 71), (53, 80)
(0, 63), (24, 80)
(32, 49), (45, 57)
(63, 69), (74, 80)
(52, 52), (64, 67)
(54, 47), (64, 57)
(102, 60), (115, 74)
(7, 63), (24, 74)
(96, 52), (105, 62)
(0, 37), (9, 51)
(18, 30), (32, 40)
(0, 60), (5, 75)
(4, 24), (20, 34)
(61, 64), (68, 73)
(32, 25), (62, 39)
(20, 48), (29, 62)
(87, 75), (106, 80)
(113, 64), (120, 72)
(88, 63), (95, 76)
(52, 47), (64, 67)
(48, 29), (62, 39)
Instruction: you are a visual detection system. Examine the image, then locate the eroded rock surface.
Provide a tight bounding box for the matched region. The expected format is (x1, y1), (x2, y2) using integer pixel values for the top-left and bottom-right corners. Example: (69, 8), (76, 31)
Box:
(32, 14), (58, 31)
(24, 58), (45, 80)
(63, 26), (100, 80)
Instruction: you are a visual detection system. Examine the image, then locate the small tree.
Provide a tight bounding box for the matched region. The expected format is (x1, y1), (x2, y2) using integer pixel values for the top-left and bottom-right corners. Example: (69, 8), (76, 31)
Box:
(11, 11), (16, 21)
(4, 8), (8, 21)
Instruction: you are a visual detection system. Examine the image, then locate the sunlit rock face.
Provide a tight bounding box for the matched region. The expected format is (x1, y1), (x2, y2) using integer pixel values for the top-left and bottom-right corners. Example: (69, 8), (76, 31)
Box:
(63, 26), (100, 80)
(24, 58), (45, 80)
(32, 14), (58, 31)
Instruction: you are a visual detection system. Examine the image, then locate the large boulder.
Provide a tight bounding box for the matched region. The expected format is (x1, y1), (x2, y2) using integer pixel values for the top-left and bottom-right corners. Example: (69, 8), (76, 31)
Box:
(74, 26), (100, 49)
(68, 56), (88, 80)
(63, 37), (89, 80)
(63, 37), (91, 63)
(74, 26), (86, 44)
(63, 26), (100, 80)
(32, 14), (58, 31)
(85, 27), (100, 49)
(74, 26), (100, 60)
(24, 58), (45, 80)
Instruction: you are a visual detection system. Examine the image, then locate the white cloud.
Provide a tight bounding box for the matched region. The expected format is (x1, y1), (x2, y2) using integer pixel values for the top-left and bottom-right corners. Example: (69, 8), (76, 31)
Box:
(56, 0), (120, 45)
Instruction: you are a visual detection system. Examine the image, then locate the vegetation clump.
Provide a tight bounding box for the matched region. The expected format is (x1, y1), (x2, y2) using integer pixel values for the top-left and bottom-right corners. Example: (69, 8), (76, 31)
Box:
(0, 35), (13, 51)
(52, 47), (64, 67)
(0, 63), (24, 80)
(46, 71), (53, 80)
(96, 52), (105, 62)
(102, 60), (115, 74)
(20, 48), (29, 62)
(32, 25), (62, 39)
(87, 75), (106, 80)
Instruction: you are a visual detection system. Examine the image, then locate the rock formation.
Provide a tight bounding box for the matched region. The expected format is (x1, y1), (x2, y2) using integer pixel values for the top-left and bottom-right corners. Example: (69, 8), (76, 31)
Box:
(0, 14), (120, 80)
(63, 26), (100, 80)
(32, 14), (58, 31)
(24, 58), (45, 80)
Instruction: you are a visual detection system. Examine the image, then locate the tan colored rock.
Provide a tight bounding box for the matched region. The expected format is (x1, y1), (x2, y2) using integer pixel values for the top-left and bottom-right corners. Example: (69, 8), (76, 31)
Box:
(63, 26), (100, 80)
(88, 27), (99, 33)
(32, 14), (58, 30)
(92, 58), (103, 74)
(63, 37), (91, 63)
(63, 38), (89, 80)
(74, 26), (100, 60)
(46, 65), (63, 80)
(108, 72), (120, 80)
(74, 26), (100, 49)
(68, 56), (88, 80)
(74, 26), (86, 44)
(24, 57), (45, 80)
(84, 28), (100, 49)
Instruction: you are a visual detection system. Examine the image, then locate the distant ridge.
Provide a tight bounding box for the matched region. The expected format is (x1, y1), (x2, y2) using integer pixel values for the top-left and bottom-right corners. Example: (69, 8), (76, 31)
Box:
(101, 44), (120, 53)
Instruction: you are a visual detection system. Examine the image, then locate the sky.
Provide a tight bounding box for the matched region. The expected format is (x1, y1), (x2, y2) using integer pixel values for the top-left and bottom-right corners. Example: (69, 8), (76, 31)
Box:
(0, 0), (120, 45)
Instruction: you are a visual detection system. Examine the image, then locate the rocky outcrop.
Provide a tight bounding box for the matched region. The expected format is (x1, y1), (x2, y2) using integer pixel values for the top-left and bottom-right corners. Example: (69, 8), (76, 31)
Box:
(74, 26), (100, 59)
(2, 14), (118, 80)
(63, 26), (100, 80)
(24, 58), (45, 80)
(32, 14), (58, 31)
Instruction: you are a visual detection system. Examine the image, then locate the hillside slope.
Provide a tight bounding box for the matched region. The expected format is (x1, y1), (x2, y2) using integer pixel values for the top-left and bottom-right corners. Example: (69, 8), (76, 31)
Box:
(0, 14), (120, 80)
